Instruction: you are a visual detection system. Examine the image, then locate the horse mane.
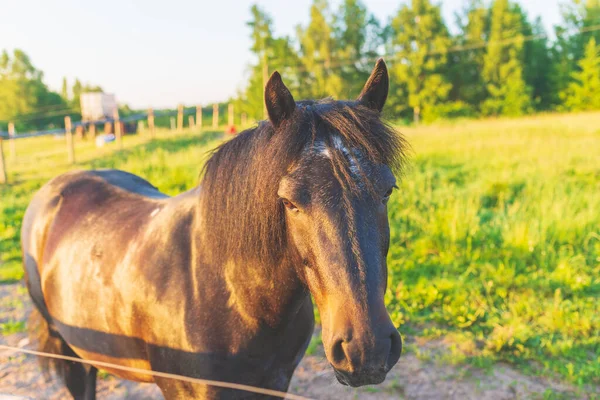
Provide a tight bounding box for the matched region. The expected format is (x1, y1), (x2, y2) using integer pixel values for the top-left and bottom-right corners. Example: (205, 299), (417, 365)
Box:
(199, 99), (408, 266)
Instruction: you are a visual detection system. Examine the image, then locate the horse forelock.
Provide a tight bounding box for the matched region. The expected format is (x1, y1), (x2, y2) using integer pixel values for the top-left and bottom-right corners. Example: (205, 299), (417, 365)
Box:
(199, 98), (408, 267)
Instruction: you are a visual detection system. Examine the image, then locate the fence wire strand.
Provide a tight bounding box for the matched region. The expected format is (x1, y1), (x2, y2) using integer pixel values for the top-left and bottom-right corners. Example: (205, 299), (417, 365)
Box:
(0, 344), (313, 400)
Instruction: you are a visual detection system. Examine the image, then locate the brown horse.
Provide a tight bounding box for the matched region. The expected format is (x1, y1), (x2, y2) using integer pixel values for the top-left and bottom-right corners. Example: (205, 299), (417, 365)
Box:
(21, 59), (407, 399)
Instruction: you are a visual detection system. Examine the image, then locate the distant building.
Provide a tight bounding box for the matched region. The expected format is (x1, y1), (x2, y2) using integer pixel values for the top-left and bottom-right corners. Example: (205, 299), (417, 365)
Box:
(80, 93), (117, 121)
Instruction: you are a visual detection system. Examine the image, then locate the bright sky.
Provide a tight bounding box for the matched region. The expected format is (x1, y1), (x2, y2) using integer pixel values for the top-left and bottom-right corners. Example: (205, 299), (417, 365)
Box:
(1, 0), (560, 109)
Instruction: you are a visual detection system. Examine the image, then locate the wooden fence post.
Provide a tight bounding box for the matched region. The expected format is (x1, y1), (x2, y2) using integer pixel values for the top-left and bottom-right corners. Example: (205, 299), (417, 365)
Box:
(213, 104), (219, 129)
(188, 115), (195, 130)
(8, 122), (15, 159)
(113, 109), (122, 149)
(241, 113), (247, 126)
(148, 108), (155, 137)
(0, 136), (7, 184)
(228, 104), (234, 127)
(88, 122), (96, 138)
(75, 125), (84, 140)
(196, 105), (202, 131)
(170, 117), (176, 131)
(177, 104), (184, 133)
(65, 116), (75, 164)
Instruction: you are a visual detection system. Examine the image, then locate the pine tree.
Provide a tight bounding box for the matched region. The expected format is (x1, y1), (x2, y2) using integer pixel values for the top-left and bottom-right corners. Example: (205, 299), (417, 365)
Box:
(0, 49), (66, 131)
(61, 77), (69, 101)
(564, 0), (600, 60)
(449, 0), (489, 108)
(389, 0), (452, 122)
(560, 37), (600, 110)
(236, 5), (300, 121)
(524, 17), (553, 110)
(334, 0), (382, 98)
(481, 0), (532, 116)
(241, 5), (275, 120)
(70, 79), (102, 113)
(71, 79), (83, 112)
(551, 0), (600, 106)
(297, 0), (342, 99)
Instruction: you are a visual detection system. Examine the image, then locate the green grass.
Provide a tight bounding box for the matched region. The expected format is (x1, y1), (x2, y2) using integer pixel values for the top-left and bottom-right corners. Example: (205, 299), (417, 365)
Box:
(0, 320), (26, 334)
(0, 113), (598, 386)
(385, 112), (600, 386)
(0, 128), (225, 283)
(305, 335), (323, 356)
(0, 263), (23, 284)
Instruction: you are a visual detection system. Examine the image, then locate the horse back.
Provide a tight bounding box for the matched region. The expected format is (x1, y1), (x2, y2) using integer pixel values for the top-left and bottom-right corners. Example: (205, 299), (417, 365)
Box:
(22, 169), (167, 267)
(21, 169), (175, 381)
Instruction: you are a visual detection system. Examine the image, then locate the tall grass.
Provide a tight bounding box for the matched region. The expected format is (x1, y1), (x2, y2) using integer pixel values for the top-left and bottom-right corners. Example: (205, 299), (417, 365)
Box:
(386, 112), (600, 384)
(0, 113), (598, 385)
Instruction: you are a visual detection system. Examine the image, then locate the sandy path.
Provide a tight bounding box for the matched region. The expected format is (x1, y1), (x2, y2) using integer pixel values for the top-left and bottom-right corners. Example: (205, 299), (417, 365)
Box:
(0, 283), (591, 399)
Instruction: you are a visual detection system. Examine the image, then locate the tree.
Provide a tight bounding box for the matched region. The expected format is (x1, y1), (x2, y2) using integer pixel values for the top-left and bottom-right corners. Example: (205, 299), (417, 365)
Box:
(236, 5), (300, 121)
(524, 17), (553, 110)
(61, 77), (69, 101)
(247, 1), (273, 111)
(236, 37), (299, 121)
(563, 0), (600, 59)
(70, 78), (102, 113)
(560, 37), (600, 110)
(72, 78), (83, 110)
(0, 49), (66, 131)
(551, 0), (600, 106)
(333, 0), (383, 98)
(389, 0), (452, 122)
(0, 49), (44, 119)
(296, 0), (343, 99)
(481, 0), (532, 116)
(449, 0), (489, 108)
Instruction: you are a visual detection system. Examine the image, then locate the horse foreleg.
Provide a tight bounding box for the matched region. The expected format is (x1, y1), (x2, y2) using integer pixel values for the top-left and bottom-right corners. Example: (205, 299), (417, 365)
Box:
(83, 366), (97, 400)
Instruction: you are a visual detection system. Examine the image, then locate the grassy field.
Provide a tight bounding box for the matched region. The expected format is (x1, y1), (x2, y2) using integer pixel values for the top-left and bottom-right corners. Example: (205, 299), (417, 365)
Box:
(1, 113), (599, 388)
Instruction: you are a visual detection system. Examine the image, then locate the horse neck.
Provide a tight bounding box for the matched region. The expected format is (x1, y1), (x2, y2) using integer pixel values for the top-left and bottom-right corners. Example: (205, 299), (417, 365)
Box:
(226, 255), (307, 328)
(192, 201), (308, 329)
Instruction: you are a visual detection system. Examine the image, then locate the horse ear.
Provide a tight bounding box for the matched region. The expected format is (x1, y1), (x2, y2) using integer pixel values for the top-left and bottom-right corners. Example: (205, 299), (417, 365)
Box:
(265, 71), (296, 128)
(357, 58), (389, 112)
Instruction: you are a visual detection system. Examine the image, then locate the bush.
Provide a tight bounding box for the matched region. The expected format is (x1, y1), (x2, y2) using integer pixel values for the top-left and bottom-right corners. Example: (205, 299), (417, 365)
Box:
(423, 101), (476, 122)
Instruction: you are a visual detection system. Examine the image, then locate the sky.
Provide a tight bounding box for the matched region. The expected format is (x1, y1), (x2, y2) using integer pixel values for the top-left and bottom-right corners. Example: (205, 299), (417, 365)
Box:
(1, 0), (561, 109)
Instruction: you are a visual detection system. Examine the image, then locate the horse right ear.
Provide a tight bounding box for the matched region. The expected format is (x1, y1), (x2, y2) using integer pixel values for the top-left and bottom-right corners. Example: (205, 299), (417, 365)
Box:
(357, 58), (389, 112)
(265, 71), (296, 128)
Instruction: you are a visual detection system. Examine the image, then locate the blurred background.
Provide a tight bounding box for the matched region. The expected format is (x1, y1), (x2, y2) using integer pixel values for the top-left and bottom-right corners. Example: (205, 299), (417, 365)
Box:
(1, 0), (599, 130)
(0, 1), (599, 399)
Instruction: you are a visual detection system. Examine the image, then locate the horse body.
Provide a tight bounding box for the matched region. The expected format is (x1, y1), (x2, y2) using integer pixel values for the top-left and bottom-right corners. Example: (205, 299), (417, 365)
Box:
(22, 169), (313, 398)
(22, 60), (406, 399)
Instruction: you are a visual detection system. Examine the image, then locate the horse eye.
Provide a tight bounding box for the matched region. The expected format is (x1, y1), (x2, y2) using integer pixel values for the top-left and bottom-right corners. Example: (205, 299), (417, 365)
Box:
(383, 187), (395, 202)
(282, 199), (298, 212)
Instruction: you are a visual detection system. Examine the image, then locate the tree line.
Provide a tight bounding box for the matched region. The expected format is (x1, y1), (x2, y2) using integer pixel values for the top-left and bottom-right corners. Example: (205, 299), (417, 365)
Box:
(2, 0), (599, 132)
(0, 49), (104, 132)
(235, 0), (600, 123)
(0, 51), (226, 133)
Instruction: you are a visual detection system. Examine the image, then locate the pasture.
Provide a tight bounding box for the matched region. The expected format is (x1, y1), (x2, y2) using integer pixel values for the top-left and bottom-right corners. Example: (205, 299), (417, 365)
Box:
(1, 112), (599, 395)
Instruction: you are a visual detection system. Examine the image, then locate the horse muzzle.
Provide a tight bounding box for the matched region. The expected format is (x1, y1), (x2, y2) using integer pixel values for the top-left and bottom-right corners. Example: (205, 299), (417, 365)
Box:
(327, 326), (402, 387)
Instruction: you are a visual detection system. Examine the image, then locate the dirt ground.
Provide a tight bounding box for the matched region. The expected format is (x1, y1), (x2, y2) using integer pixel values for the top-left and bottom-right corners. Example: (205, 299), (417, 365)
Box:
(0, 283), (593, 399)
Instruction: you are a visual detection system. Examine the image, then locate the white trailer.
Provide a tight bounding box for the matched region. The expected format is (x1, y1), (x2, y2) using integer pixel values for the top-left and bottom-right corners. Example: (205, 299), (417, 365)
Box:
(80, 93), (117, 121)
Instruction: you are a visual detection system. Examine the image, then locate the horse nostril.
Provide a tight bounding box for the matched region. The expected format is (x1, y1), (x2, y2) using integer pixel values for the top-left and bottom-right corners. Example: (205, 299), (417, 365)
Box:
(385, 331), (402, 370)
(331, 338), (347, 366)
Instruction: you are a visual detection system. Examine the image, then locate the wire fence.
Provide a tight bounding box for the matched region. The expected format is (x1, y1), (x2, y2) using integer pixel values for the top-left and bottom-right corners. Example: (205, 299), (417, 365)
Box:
(0, 102), (299, 397)
(4, 22), (600, 140)
(261, 22), (600, 73)
(0, 109), (181, 140)
(0, 103), (248, 184)
(0, 344), (312, 400)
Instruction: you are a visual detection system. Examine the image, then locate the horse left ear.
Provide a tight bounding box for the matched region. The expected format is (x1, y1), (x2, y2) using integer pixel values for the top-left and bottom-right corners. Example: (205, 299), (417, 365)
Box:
(265, 71), (296, 128)
(357, 58), (389, 112)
